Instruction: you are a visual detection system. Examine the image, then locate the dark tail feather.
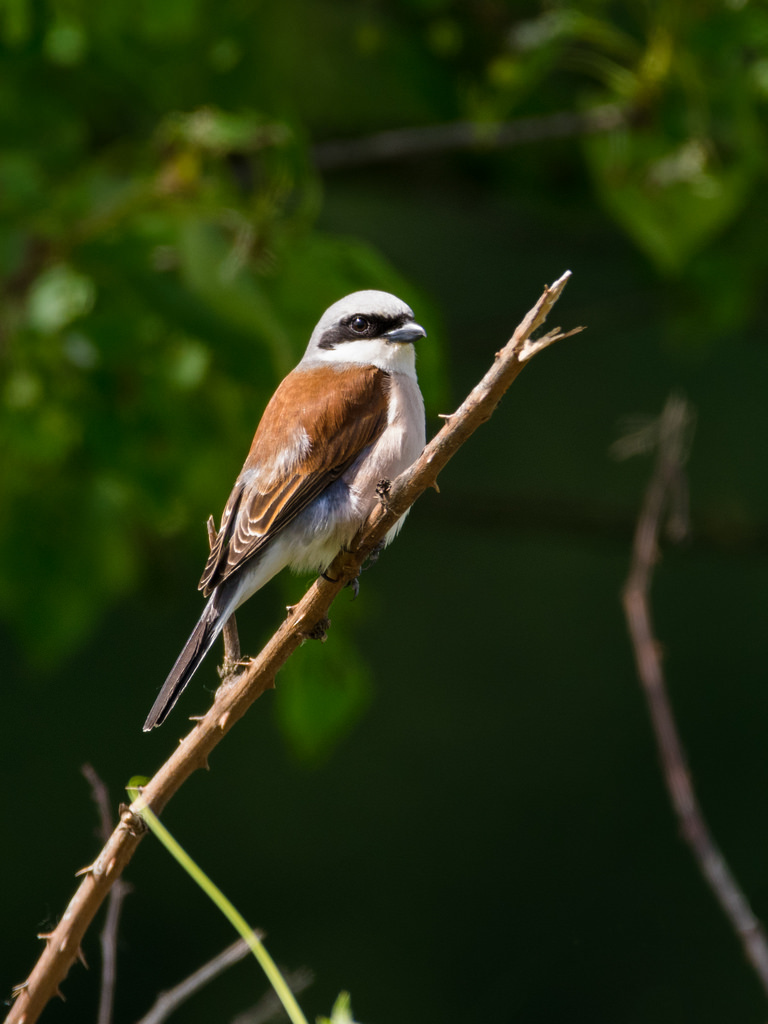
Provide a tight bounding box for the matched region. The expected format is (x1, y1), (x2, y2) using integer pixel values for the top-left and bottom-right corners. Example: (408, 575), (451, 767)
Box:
(143, 596), (228, 731)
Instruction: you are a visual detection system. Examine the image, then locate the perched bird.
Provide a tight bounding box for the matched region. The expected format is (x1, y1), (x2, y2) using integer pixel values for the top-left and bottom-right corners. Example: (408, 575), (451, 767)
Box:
(143, 290), (427, 730)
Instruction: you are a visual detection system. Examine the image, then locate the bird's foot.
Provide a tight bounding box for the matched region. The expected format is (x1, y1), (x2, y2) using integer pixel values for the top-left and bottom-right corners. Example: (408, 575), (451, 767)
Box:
(321, 568), (359, 598)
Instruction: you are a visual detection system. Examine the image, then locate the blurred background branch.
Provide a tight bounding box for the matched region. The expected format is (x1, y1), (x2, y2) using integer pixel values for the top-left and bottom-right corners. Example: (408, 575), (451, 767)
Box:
(622, 396), (768, 996)
(134, 935), (263, 1024)
(312, 104), (626, 169)
(81, 764), (133, 1024)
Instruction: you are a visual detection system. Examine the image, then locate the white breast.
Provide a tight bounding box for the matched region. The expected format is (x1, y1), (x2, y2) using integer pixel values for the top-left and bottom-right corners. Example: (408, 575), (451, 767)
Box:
(340, 370), (425, 541)
(278, 367), (425, 575)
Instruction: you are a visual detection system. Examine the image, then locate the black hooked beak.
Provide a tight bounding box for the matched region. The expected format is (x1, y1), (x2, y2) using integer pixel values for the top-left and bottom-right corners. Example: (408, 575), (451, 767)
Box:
(384, 322), (427, 344)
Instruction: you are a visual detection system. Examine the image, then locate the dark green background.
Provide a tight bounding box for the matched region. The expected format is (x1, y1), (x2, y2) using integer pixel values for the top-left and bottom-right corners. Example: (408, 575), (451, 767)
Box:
(3, 2), (768, 1022)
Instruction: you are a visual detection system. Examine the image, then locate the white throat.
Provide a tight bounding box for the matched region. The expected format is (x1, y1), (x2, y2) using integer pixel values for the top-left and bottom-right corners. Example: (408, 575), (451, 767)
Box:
(305, 338), (417, 377)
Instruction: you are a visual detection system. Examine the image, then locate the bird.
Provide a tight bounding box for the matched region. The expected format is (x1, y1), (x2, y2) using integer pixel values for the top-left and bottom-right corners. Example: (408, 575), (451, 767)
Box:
(143, 290), (427, 730)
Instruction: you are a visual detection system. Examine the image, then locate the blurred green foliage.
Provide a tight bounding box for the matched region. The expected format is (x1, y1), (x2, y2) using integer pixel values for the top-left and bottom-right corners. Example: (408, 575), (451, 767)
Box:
(3, 0), (768, 665)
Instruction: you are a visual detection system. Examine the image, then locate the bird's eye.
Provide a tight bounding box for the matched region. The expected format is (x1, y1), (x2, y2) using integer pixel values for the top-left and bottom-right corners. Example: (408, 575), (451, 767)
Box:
(349, 315), (370, 334)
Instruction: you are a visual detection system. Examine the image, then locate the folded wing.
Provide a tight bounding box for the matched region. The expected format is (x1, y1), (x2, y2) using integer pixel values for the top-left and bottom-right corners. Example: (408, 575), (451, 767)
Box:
(199, 364), (390, 596)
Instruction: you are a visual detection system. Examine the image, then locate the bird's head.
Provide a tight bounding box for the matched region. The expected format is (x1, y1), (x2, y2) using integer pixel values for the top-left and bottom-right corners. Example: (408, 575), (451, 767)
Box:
(301, 290), (427, 371)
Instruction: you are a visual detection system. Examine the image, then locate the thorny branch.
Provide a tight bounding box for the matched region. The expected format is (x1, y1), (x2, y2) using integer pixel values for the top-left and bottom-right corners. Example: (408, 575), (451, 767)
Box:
(621, 394), (768, 997)
(6, 271), (581, 1024)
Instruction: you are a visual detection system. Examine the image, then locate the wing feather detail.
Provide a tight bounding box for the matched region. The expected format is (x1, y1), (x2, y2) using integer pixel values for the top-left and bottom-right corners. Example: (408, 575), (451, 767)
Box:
(199, 364), (389, 596)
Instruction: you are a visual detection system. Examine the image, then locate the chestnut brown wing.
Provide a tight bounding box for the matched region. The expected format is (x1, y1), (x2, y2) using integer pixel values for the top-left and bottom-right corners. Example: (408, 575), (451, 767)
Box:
(199, 364), (389, 596)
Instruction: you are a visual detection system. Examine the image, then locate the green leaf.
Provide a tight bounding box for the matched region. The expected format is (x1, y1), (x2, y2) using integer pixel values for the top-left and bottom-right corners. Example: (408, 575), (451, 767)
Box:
(585, 128), (758, 274)
(317, 991), (361, 1024)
